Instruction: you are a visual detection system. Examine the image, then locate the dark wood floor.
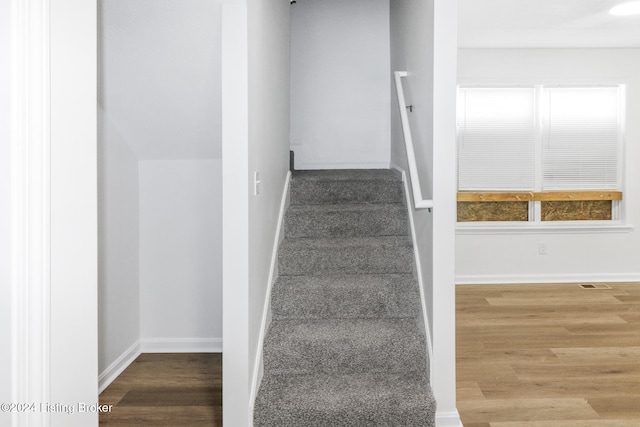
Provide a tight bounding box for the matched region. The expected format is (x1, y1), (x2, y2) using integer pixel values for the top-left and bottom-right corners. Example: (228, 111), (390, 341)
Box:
(457, 282), (640, 426)
(99, 353), (222, 426)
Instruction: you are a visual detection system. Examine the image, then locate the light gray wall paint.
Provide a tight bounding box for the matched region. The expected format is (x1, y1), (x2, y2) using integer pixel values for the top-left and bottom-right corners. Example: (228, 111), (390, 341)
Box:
(0, 1), (12, 420)
(139, 159), (223, 341)
(457, 48), (640, 282)
(290, 0), (390, 169)
(100, 0), (222, 160)
(221, 0), (291, 424)
(98, 0), (223, 374)
(247, 0), (291, 399)
(390, 0), (435, 335)
(98, 106), (140, 374)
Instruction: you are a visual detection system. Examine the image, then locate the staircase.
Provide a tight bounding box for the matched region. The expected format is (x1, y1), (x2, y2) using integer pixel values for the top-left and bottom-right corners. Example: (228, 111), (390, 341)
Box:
(254, 169), (436, 426)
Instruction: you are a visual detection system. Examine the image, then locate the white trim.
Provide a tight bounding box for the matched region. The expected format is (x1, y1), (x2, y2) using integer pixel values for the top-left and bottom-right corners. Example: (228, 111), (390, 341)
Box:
(10, 0), (52, 424)
(294, 161), (390, 170)
(98, 342), (141, 394)
(457, 222), (634, 235)
(249, 171), (291, 422)
(456, 273), (640, 285)
(140, 338), (223, 353)
(436, 410), (464, 427)
(396, 169), (434, 380)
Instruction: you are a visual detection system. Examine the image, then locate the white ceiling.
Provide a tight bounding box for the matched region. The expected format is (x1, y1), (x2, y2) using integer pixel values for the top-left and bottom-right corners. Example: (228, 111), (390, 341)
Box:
(459, 0), (640, 48)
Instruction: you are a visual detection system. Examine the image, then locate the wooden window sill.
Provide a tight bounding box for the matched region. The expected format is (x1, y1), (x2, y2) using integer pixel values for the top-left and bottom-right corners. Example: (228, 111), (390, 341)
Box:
(457, 191), (622, 202)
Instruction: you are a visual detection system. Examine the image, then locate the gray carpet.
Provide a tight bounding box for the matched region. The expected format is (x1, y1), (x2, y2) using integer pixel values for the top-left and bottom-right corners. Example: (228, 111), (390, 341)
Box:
(254, 169), (436, 426)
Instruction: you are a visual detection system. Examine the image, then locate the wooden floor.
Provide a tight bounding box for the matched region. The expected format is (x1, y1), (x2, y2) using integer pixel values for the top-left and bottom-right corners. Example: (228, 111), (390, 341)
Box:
(99, 353), (222, 426)
(457, 282), (640, 426)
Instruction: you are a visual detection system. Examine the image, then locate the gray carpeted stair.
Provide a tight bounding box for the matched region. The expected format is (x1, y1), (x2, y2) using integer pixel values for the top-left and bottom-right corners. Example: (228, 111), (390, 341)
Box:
(254, 169), (436, 426)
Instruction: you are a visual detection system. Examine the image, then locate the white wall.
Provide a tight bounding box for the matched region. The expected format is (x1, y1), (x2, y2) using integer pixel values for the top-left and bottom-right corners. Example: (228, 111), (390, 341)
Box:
(139, 160), (223, 348)
(457, 49), (640, 283)
(290, 0), (390, 169)
(98, 0), (223, 377)
(222, 0), (291, 425)
(390, 0), (435, 335)
(248, 0), (291, 391)
(98, 106), (140, 376)
(0, 1), (12, 423)
(100, 0), (222, 160)
(391, 1), (460, 425)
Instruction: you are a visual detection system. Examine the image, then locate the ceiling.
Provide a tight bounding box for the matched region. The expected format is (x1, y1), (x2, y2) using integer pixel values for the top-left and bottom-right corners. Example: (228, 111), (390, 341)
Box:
(458, 0), (640, 48)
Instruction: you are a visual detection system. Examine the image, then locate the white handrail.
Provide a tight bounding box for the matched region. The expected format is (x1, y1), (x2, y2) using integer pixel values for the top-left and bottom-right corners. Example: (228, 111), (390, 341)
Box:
(394, 71), (433, 210)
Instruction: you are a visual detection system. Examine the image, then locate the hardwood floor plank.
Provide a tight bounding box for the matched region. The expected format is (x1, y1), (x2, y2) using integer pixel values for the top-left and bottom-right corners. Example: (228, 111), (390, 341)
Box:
(457, 398), (599, 423)
(551, 346), (640, 362)
(490, 421), (640, 427)
(99, 353), (222, 426)
(457, 283), (640, 425)
(588, 397), (640, 419)
(457, 381), (486, 400)
(99, 406), (221, 426)
(117, 387), (221, 407)
(479, 379), (640, 400)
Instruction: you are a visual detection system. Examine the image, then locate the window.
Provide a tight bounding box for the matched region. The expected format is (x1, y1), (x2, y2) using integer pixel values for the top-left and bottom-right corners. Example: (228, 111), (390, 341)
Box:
(457, 85), (624, 225)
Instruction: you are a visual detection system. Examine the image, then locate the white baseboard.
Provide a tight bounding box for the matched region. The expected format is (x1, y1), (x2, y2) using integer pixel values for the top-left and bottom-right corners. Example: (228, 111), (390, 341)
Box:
(249, 171), (291, 421)
(98, 341), (141, 393)
(294, 161), (390, 170)
(456, 272), (640, 285)
(436, 410), (464, 427)
(140, 337), (223, 353)
(98, 338), (222, 392)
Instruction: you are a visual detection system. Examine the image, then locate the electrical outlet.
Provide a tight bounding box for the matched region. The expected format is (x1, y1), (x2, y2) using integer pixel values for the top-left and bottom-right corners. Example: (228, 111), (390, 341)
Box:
(538, 242), (547, 255)
(254, 171), (261, 196)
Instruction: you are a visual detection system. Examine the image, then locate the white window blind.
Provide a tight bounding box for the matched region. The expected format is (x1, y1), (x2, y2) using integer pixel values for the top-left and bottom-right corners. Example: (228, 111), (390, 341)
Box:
(458, 87), (536, 190)
(542, 87), (620, 190)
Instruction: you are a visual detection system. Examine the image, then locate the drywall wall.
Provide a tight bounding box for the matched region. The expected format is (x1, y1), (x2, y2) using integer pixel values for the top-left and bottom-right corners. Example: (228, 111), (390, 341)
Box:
(139, 159), (223, 347)
(0, 1), (11, 420)
(100, 0), (222, 160)
(391, 1), (460, 424)
(290, 0), (390, 169)
(457, 48), (640, 283)
(222, 0), (291, 425)
(248, 0), (291, 387)
(390, 0), (434, 197)
(390, 0), (435, 345)
(98, 106), (140, 375)
(99, 0), (223, 374)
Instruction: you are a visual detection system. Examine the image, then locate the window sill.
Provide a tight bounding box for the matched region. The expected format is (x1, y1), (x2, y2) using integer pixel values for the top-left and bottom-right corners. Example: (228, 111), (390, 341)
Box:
(456, 221), (634, 235)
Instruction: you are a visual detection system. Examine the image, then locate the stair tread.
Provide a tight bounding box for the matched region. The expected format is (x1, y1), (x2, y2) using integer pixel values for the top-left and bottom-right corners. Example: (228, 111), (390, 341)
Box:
(254, 372), (435, 427)
(272, 274), (420, 319)
(291, 169), (402, 182)
(263, 318), (426, 374)
(287, 202), (405, 212)
(280, 235), (411, 249)
(278, 236), (414, 276)
(290, 169), (404, 205)
(285, 203), (408, 239)
(265, 317), (423, 342)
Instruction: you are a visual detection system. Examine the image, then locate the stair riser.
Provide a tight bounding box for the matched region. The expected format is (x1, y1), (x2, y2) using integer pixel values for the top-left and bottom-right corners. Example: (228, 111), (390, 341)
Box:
(278, 242), (413, 276)
(271, 280), (420, 319)
(263, 324), (426, 375)
(285, 208), (407, 239)
(290, 180), (404, 205)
